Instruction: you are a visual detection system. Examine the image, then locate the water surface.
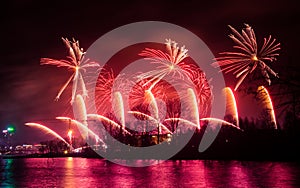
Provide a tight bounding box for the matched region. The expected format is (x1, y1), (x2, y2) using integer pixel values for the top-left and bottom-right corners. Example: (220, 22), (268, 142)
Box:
(1, 158), (299, 187)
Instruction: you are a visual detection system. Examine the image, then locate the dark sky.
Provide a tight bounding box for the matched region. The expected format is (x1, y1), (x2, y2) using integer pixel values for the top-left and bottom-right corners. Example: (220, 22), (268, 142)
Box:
(1, 0), (299, 144)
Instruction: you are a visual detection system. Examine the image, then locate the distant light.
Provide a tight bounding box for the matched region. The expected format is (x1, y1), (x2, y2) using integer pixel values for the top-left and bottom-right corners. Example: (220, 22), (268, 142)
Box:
(64, 150), (68, 154)
(2, 130), (8, 133)
(7, 127), (15, 132)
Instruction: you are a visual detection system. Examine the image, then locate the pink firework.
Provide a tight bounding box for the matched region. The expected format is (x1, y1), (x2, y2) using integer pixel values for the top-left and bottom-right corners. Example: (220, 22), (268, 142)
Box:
(138, 39), (196, 90)
(190, 69), (213, 118)
(128, 78), (179, 119)
(129, 79), (167, 109)
(41, 37), (100, 103)
(212, 24), (280, 90)
(95, 68), (131, 115)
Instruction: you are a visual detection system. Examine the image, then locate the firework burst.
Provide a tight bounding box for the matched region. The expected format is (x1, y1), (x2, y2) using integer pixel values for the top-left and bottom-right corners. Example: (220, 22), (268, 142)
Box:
(138, 39), (196, 90)
(95, 68), (131, 115)
(189, 69), (213, 118)
(41, 37), (100, 103)
(212, 24), (280, 90)
(129, 79), (168, 110)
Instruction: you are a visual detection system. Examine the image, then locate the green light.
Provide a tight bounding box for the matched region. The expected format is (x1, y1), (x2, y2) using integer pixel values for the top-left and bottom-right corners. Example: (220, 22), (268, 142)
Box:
(7, 127), (15, 132)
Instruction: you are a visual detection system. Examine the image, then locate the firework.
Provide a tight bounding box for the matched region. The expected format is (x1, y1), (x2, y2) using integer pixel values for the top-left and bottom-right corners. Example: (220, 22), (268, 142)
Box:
(164, 117), (198, 128)
(95, 68), (131, 115)
(138, 39), (196, 90)
(72, 94), (89, 140)
(223, 87), (239, 127)
(190, 70), (213, 118)
(128, 111), (172, 134)
(40, 37), (100, 103)
(200, 117), (241, 130)
(256, 86), (277, 129)
(128, 78), (171, 122)
(25, 122), (71, 147)
(130, 89), (164, 135)
(56, 116), (106, 145)
(164, 117), (241, 130)
(186, 88), (200, 129)
(212, 24), (280, 90)
(112, 92), (125, 129)
(87, 114), (132, 135)
(67, 130), (73, 145)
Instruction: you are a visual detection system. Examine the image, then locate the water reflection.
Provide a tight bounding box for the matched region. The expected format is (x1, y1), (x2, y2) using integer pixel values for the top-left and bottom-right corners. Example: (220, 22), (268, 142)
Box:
(1, 158), (299, 187)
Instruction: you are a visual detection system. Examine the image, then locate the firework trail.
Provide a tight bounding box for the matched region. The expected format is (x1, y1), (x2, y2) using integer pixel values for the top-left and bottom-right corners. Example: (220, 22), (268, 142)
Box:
(164, 117), (241, 130)
(73, 94), (88, 139)
(256, 86), (277, 129)
(212, 24), (280, 90)
(25, 122), (71, 147)
(138, 39), (195, 90)
(95, 68), (116, 115)
(128, 78), (170, 121)
(223, 87), (239, 127)
(141, 90), (162, 134)
(112, 92), (125, 129)
(67, 130), (73, 145)
(95, 68), (131, 115)
(187, 88), (200, 129)
(164, 118), (198, 128)
(40, 37), (100, 103)
(128, 111), (172, 134)
(87, 114), (132, 135)
(200, 117), (242, 130)
(190, 70), (213, 118)
(145, 90), (159, 121)
(56, 117), (106, 146)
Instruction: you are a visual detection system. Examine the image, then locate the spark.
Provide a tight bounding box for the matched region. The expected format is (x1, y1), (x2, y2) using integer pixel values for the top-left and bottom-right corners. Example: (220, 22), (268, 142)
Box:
(40, 37), (100, 103)
(212, 24), (280, 90)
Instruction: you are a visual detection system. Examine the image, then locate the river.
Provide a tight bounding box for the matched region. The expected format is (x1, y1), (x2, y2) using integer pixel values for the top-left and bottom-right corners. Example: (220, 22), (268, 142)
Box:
(1, 158), (300, 187)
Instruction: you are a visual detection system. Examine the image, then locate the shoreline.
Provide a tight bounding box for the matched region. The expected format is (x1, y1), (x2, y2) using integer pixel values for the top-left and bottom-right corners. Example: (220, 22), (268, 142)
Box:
(2, 152), (299, 162)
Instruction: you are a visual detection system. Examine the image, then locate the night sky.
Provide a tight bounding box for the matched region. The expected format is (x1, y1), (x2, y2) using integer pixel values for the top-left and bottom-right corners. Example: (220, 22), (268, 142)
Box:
(1, 0), (299, 143)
